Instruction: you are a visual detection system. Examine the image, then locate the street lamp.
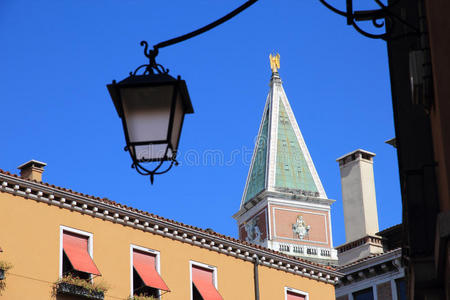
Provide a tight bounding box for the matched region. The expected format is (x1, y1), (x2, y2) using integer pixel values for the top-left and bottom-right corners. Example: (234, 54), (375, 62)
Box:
(107, 0), (258, 184)
(107, 42), (193, 184)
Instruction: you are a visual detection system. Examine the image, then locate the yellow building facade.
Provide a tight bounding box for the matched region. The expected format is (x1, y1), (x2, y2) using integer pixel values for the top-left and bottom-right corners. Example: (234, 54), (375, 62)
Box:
(0, 163), (340, 300)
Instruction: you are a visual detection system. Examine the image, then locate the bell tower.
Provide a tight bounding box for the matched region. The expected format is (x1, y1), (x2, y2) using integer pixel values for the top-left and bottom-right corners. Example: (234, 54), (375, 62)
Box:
(233, 54), (337, 264)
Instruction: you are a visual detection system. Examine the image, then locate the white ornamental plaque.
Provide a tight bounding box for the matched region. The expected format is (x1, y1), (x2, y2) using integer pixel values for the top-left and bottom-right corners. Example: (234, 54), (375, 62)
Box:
(292, 215), (310, 239)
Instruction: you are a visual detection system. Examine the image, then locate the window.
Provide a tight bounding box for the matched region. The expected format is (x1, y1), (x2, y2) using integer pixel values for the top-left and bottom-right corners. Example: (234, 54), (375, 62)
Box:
(285, 287), (308, 300)
(190, 262), (222, 300)
(131, 245), (169, 299)
(60, 226), (101, 279)
(353, 287), (374, 300)
(396, 278), (406, 300)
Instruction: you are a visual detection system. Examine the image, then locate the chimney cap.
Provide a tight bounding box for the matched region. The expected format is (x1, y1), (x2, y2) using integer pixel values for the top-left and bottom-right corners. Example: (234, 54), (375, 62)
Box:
(336, 149), (376, 163)
(17, 159), (47, 170)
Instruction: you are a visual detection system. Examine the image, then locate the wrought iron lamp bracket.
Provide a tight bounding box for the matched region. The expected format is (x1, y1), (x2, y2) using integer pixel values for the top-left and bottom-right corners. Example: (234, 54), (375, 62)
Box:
(130, 41), (169, 76)
(319, 0), (419, 41)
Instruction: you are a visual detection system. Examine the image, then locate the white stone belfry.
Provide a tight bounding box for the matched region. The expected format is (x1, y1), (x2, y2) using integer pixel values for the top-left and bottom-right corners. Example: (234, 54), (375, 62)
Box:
(233, 58), (337, 264)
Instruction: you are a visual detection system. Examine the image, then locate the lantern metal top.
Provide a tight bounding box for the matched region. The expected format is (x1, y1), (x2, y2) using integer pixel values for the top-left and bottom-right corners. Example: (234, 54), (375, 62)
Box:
(107, 74), (194, 120)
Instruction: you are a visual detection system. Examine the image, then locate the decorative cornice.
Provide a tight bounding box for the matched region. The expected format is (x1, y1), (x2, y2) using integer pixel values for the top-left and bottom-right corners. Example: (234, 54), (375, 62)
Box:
(337, 248), (402, 272)
(335, 248), (402, 288)
(0, 172), (342, 283)
(234, 189), (335, 219)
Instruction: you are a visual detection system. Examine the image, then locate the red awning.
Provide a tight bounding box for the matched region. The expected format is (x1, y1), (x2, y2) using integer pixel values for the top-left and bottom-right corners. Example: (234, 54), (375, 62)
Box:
(63, 231), (101, 276)
(192, 265), (223, 300)
(287, 291), (306, 300)
(133, 250), (170, 292)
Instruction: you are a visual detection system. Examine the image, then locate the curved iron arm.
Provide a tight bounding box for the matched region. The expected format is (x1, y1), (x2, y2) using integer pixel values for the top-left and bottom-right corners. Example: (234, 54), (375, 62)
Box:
(318, 0), (347, 17)
(154, 0), (258, 50)
(351, 21), (388, 40)
(136, 0), (258, 75)
(372, 18), (385, 28)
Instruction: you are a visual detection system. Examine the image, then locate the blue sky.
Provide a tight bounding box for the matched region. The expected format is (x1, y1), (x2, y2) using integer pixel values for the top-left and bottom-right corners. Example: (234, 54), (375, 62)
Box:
(0, 0), (400, 247)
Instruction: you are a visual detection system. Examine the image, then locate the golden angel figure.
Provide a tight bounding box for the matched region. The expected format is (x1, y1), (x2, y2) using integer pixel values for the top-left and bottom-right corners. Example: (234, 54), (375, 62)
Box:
(269, 53), (280, 73)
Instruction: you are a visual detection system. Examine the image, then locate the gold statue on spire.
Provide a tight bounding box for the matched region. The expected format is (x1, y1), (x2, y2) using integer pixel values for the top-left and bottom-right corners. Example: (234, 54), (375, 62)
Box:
(269, 53), (280, 73)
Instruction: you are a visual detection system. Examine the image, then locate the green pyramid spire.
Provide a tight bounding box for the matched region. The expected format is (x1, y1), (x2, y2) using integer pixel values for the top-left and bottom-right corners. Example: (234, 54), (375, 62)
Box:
(241, 71), (326, 208)
(275, 102), (319, 193)
(243, 107), (269, 203)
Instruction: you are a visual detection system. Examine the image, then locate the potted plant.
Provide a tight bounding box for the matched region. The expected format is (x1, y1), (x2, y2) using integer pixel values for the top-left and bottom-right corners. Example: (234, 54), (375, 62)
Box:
(0, 261), (12, 295)
(53, 275), (108, 300)
(128, 295), (158, 300)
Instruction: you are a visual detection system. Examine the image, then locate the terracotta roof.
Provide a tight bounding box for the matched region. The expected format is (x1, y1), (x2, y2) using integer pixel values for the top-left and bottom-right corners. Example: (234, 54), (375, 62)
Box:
(336, 235), (383, 253)
(336, 248), (401, 270)
(0, 169), (338, 274)
(377, 223), (402, 236)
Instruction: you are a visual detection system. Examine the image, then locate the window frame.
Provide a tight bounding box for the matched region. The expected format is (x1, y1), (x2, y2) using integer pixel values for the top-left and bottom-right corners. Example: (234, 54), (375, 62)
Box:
(352, 287), (375, 300)
(189, 260), (219, 300)
(285, 286), (309, 300)
(130, 244), (162, 299)
(59, 225), (94, 279)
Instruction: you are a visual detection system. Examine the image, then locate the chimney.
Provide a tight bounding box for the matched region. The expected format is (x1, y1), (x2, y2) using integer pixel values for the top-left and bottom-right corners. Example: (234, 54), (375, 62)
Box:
(336, 149), (379, 243)
(17, 160), (47, 181)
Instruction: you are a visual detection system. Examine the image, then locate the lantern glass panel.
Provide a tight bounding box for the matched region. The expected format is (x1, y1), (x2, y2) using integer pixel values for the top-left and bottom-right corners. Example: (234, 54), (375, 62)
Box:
(120, 85), (175, 144)
(170, 92), (185, 152)
(133, 144), (172, 162)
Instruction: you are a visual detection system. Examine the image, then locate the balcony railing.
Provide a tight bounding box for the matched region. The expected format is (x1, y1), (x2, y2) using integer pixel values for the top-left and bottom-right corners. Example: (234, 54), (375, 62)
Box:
(272, 241), (338, 260)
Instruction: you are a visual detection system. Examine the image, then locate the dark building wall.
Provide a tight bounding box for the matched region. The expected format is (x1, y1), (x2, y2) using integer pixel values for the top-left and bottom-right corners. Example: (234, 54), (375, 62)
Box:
(385, 0), (447, 298)
(425, 1), (450, 298)
(425, 0), (450, 214)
